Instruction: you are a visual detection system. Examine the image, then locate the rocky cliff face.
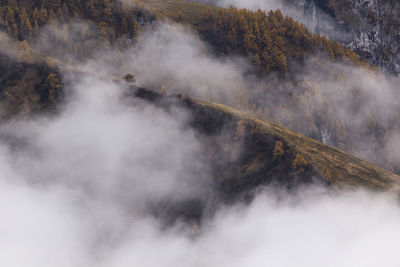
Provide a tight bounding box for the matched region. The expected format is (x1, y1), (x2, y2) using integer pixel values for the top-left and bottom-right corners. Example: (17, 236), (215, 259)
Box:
(302, 0), (400, 74)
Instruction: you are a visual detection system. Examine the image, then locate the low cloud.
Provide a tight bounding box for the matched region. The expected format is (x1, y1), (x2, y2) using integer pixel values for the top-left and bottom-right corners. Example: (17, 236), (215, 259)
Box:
(2, 16), (400, 267)
(2, 158), (400, 267)
(127, 22), (248, 103)
(122, 22), (400, 171)
(193, 0), (305, 22)
(0, 31), (18, 58)
(0, 62), (211, 265)
(212, 0), (288, 12)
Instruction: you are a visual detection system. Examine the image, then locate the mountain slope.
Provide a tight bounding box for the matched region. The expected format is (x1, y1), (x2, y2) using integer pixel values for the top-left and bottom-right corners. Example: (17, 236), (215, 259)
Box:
(135, 88), (400, 197)
(2, 0), (400, 196)
(1, 49), (399, 195)
(193, 100), (399, 191)
(298, 0), (400, 74)
(137, 0), (219, 24)
(2, 51), (400, 224)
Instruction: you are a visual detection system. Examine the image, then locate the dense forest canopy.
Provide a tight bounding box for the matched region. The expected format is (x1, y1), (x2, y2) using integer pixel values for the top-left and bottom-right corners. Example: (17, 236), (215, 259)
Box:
(0, 0), (150, 59)
(198, 7), (361, 74)
(0, 0), (361, 72)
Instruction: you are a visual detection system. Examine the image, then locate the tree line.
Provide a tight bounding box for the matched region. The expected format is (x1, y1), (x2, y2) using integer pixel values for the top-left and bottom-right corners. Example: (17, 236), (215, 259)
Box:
(198, 7), (361, 75)
(0, 0), (150, 56)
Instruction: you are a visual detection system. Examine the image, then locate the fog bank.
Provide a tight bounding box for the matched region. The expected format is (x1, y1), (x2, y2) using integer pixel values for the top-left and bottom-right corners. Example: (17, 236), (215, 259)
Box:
(1, 17), (400, 267)
(0, 54), (399, 267)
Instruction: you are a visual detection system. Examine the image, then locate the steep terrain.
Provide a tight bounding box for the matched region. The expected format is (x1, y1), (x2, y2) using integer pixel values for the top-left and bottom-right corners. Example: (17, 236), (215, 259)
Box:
(2, 52), (398, 194)
(299, 0), (400, 74)
(2, 1), (400, 264)
(2, 0), (400, 222)
(146, 0), (400, 175)
(138, 89), (400, 194)
(0, 53), (62, 118)
(190, 0), (400, 74)
(137, 0), (219, 24)
(0, 0), (399, 174)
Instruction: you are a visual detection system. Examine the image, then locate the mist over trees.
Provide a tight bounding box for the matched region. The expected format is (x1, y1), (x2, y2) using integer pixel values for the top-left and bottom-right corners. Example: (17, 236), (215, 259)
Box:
(2, 1), (400, 266)
(0, 0), (147, 57)
(1, 0), (400, 175)
(198, 7), (359, 74)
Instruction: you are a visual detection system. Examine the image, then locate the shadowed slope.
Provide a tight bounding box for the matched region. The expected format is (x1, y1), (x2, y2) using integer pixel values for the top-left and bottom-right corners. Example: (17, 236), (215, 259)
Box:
(1, 51), (398, 196)
(191, 99), (400, 191)
(134, 89), (400, 199)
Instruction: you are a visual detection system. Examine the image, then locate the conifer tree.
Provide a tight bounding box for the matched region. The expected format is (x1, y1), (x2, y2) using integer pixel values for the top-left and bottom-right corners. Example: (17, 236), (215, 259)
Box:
(32, 8), (40, 33)
(62, 3), (69, 18)
(48, 0), (61, 10)
(49, 9), (58, 21)
(18, 8), (32, 40)
(17, 40), (33, 63)
(5, 7), (18, 39)
(132, 20), (141, 40)
(39, 7), (48, 25)
(56, 7), (64, 22)
(6, 0), (18, 9)
(120, 17), (129, 35)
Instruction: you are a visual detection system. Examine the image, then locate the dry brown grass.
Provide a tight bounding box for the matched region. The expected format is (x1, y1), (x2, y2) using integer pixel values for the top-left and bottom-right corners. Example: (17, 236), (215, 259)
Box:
(193, 98), (400, 192)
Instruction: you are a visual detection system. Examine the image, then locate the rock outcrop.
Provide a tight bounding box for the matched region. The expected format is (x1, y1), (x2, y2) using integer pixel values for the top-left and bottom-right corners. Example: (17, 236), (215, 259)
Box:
(301, 0), (400, 74)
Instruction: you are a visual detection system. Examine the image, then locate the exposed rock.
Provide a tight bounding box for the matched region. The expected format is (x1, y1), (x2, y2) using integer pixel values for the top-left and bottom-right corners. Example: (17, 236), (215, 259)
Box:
(300, 0), (400, 74)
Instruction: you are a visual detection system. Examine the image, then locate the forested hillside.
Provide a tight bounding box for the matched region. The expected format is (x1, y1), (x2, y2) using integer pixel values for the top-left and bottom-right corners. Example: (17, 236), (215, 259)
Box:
(0, 0), (149, 60)
(0, 0), (148, 40)
(294, 0), (400, 74)
(198, 7), (360, 74)
(0, 52), (62, 117)
(1, 0), (400, 176)
(3, 1), (400, 265)
(0, 0), (360, 71)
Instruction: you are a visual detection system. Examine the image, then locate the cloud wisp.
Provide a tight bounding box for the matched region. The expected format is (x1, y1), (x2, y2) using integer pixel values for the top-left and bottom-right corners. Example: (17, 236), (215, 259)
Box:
(2, 16), (400, 267)
(121, 23), (400, 171)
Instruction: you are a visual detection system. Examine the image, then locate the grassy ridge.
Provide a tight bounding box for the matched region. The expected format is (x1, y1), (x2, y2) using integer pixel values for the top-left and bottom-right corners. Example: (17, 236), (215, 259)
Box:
(2, 51), (400, 195)
(3, 0), (399, 194)
(190, 99), (400, 192)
